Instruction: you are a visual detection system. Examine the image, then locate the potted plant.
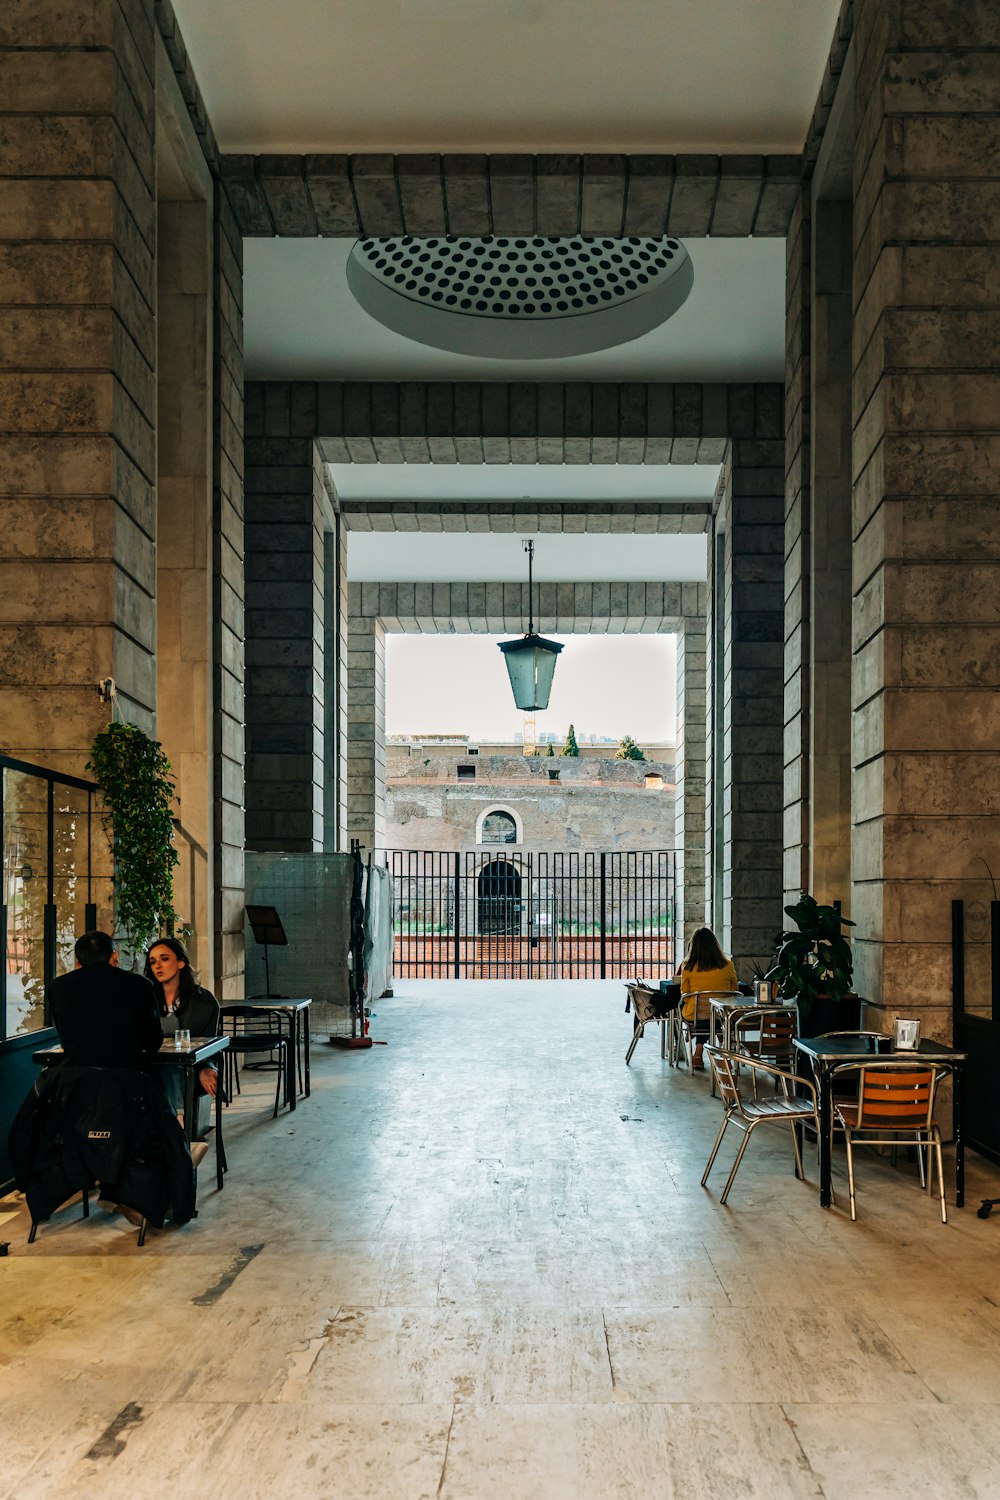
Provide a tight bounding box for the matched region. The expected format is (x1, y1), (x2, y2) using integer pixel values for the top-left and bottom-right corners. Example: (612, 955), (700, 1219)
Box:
(766, 892), (859, 1034)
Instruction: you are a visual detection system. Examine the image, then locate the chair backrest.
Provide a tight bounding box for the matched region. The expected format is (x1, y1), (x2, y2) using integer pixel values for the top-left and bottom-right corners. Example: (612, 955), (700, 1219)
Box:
(222, 1006), (285, 1038)
(626, 982), (660, 1024)
(687, 989), (741, 1026)
(855, 1066), (938, 1130)
(733, 1006), (797, 1057)
(706, 1047), (743, 1110)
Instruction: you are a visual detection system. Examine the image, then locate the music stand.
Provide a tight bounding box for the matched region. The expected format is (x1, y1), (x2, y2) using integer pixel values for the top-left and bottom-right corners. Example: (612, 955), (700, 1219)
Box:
(245, 905), (287, 998)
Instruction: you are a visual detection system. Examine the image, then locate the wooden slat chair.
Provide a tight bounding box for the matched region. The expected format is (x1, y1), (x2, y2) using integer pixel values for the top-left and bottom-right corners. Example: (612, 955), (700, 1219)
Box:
(833, 1064), (948, 1223)
(702, 1047), (820, 1203)
(624, 980), (677, 1065)
(731, 1006), (799, 1095)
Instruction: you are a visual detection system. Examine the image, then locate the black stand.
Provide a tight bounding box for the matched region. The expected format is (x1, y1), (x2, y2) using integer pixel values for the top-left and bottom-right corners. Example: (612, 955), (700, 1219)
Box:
(245, 905), (288, 998)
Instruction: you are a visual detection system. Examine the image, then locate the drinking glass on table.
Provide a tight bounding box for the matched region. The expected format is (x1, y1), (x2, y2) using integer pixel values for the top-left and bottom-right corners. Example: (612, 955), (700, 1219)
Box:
(174, 1028), (192, 1050)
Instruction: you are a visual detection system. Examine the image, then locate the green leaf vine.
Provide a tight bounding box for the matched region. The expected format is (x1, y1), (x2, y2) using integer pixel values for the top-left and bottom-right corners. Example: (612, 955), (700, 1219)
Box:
(87, 722), (179, 957)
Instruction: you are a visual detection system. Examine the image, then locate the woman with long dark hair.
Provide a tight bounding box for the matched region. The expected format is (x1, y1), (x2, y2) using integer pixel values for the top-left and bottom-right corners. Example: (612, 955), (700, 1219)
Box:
(676, 926), (738, 1070)
(145, 937), (220, 1159)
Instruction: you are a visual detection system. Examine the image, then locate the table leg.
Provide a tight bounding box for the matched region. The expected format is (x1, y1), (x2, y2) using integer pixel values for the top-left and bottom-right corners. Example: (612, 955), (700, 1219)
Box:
(303, 1009), (311, 1098)
(215, 1075), (225, 1192)
(954, 1064), (964, 1208)
(286, 1013), (297, 1112)
(819, 1068), (833, 1208)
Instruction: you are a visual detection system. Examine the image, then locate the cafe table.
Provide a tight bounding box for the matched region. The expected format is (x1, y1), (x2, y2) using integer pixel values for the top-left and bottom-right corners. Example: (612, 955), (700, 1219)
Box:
(33, 1035), (229, 1192)
(220, 996), (312, 1112)
(793, 1034), (968, 1210)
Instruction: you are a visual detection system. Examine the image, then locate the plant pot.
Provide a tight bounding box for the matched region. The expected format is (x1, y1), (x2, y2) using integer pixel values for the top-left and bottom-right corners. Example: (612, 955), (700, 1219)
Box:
(798, 991), (862, 1038)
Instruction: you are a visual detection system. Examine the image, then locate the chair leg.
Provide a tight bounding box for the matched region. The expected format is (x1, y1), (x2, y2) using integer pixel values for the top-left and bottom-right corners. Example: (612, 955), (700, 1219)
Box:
(28, 1221), (38, 1244)
(625, 1021), (644, 1065)
(272, 1046), (284, 1117)
(934, 1129), (947, 1224)
(137, 1218), (147, 1248)
(660, 1016), (666, 1060)
(720, 1122), (757, 1205)
(790, 1119), (805, 1181)
(844, 1130), (858, 1221)
(81, 1189), (90, 1219)
(701, 1113), (732, 1186)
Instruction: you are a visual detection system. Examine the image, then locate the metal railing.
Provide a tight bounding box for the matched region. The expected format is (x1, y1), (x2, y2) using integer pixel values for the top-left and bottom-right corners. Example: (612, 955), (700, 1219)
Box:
(384, 847), (677, 980)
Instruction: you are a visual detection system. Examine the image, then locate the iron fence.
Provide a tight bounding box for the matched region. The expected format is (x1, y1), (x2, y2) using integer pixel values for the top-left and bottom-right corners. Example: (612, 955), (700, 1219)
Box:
(384, 848), (677, 979)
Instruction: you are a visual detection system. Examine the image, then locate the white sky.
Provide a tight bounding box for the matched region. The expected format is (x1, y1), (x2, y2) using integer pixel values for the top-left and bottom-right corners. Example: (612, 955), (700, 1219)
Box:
(386, 634), (676, 743)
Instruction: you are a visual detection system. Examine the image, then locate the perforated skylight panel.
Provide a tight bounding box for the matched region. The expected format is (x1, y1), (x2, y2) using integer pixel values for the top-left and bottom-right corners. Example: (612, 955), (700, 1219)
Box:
(346, 234), (694, 358)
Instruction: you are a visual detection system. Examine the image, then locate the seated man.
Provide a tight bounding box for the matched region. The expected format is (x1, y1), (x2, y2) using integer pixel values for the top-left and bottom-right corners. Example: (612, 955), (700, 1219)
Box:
(47, 929), (164, 1223)
(49, 930), (163, 1068)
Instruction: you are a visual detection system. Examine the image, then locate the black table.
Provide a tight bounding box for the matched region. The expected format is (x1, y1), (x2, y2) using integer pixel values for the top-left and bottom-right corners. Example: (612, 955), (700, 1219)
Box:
(220, 997), (312, 1112)
(33, 1035), (229, 1193)
(793, 1035), (967, 1210)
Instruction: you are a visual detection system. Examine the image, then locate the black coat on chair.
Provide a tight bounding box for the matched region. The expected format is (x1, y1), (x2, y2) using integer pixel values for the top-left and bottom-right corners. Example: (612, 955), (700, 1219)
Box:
(8, 1065), (196, 1229)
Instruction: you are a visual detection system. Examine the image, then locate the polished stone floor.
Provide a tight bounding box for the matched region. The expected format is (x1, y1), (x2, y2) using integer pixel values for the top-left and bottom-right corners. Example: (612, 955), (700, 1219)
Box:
(4, 980), (1000, 1498)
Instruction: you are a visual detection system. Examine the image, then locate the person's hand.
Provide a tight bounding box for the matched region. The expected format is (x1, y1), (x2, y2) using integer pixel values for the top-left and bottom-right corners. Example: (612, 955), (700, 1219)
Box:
(198, 1066), (218, 1095)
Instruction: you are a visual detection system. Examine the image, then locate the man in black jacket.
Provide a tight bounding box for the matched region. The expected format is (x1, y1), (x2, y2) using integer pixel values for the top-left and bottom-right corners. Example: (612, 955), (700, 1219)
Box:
(45, 931), (165, 1225)
(48, 930), (163, 1068)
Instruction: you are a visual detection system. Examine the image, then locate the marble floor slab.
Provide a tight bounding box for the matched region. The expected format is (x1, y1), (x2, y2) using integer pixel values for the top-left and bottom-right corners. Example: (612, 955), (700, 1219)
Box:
(4, 979), (1000, 1498)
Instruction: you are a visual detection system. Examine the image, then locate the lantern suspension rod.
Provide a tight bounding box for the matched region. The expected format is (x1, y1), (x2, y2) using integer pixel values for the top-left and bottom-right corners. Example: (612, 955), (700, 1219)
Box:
(524, 539), (534, 635)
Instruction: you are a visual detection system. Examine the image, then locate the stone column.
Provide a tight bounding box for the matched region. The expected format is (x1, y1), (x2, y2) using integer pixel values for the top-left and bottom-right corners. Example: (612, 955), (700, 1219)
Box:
(157, 194), (213, 982)
(673, 614), (706, 950)
(346, 592), (386, 854)
(244, 387), (325, 852)
(212, 186), (246, 997)
(851, 0), (1000, 1022)
(0, 1), (158, 765)
(707, 395), (786, 971)
(324, 508), (349, 852)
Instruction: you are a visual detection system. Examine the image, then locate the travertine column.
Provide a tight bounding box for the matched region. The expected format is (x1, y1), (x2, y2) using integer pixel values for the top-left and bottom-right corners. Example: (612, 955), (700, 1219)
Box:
(851, 0), (1000, 1021)
(0, 1), (158, 763)
(346, 594), (386, 854)
(244, 388), (325, 851)
(673, 615), (706, 949)
(157, 195), (213, 981)
(212, 185), (246, 997)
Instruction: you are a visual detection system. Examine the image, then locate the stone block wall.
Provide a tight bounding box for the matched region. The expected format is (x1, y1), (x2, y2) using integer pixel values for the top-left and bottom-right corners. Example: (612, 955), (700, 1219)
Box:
(0, 0), (159, 766)
(850, 0), (1000, 1015)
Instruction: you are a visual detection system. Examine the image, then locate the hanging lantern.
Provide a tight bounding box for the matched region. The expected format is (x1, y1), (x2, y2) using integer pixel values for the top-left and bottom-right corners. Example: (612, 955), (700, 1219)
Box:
(498, 541), (564, 711)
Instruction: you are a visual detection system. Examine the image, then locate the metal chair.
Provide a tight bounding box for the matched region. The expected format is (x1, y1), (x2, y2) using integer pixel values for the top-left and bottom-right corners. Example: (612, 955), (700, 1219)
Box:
(221, 1006), (289, 1118)
(702, 1047), (820, 1203)
(624, 980), (677, 1065)
(680, 990), (741, 1072)
(731, 1006), (799, 1095)
(833, 1063), (948, 1223)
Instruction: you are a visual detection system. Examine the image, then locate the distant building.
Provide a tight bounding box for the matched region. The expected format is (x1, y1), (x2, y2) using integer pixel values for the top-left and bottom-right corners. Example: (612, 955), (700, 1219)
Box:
(385, 736), (676, 852)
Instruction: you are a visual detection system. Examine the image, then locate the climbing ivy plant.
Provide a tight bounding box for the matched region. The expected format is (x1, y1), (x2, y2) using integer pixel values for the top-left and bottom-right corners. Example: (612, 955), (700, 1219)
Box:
(87, 722), (179, 958)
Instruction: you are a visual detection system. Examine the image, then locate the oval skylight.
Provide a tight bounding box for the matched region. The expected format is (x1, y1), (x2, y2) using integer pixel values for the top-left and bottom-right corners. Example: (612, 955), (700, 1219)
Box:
(346, 234), (693, 358)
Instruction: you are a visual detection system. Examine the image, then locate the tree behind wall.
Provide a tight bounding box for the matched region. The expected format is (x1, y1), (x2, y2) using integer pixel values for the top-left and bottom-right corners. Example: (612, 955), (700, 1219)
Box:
(615, 734), (646, 761)
(562, 724), (580, 756)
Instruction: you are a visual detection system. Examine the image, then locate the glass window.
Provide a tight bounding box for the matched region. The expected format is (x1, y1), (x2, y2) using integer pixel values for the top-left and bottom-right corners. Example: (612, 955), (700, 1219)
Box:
(481, 811), (517, 845)
(3, 768), (49, 1038)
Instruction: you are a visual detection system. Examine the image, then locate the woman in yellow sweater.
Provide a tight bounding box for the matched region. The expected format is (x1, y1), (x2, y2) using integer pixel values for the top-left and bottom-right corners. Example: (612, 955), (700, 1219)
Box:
(676, 927), (738, 1070)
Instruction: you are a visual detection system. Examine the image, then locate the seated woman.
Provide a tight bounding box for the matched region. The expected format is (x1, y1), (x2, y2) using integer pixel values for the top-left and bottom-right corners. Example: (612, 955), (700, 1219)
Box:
(675, 926), (738, 1070)
(144, 937), (220, 1166)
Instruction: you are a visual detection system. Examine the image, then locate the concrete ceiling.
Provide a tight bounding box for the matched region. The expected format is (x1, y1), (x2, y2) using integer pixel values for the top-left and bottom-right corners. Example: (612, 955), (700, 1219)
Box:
(329, 462), (720, 504)
(348, 531), (707, 582)
(244, 236), (786, 381)
(173, 0), (841, 154)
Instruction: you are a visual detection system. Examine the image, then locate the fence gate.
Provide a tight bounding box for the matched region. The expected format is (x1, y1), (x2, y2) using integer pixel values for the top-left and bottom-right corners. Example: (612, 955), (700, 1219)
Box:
(384, 849), (677, 979)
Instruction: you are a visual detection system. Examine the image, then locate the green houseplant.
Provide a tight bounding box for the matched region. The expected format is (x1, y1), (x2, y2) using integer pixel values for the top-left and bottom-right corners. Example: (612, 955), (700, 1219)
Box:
(87, 722), (180, 961)
(767, 892), (855, 1022)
